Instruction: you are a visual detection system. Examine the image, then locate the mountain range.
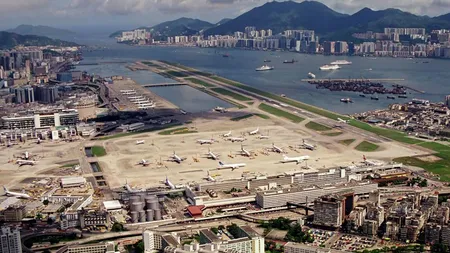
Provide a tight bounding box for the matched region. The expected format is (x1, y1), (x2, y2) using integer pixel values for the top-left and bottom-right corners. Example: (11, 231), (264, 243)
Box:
(205, 1), (450, 39)
(0, 31), (79, 49)
(111, 1), (450, 42)
(6, 24), (75, 39)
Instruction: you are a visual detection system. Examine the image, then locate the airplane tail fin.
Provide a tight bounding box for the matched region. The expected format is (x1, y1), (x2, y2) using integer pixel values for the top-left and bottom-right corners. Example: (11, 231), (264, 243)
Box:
(3, 186), (7, 192)
(219, 161), (224, 166)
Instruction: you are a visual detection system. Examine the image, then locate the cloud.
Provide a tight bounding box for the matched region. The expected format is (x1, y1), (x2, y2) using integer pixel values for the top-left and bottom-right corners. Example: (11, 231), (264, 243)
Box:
(0, 0), (50, 14)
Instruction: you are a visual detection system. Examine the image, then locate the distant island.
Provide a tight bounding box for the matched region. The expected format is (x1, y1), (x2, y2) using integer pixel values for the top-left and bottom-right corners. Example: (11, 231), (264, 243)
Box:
(0, 31), (79, 49)
(6, 24), (75, 39)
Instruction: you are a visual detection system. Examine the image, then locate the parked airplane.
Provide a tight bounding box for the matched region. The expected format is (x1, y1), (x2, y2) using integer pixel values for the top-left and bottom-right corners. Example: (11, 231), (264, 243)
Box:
(258, 133), (270, 139)
(3, 186), (30, 199)
(165, 176), (176, 189)
(217, 161), (246, 171)
(301, 139), (316, 151)
(222, 131), (232, 138)
(137, 159), (151, 166)
(168, 152), (186, 164)
(226, 137), (246, 143)
(204, 171), (217, 182)
(270, 143), (284, 153)
(206, 148), (219, 160)
(281, 154), (310, 164)
(239, 144), (252, 157)
(16, 160), (37, 166)
(136, 140), (145, 145)
(197, 139), (215, 145)
(249, 127), (259, 135)
(338, 118), (350, 124)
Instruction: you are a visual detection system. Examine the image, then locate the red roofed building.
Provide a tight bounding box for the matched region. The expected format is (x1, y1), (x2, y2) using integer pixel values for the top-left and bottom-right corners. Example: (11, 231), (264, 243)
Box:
(187, 205), (205, 217)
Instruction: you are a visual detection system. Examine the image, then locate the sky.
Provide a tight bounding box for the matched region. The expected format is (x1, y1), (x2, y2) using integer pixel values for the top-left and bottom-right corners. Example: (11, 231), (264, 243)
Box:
(1, 0), (450, 33)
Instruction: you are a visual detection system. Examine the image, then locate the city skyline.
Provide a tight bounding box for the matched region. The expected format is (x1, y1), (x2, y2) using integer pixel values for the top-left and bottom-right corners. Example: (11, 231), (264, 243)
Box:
(1, 0), (450, 32)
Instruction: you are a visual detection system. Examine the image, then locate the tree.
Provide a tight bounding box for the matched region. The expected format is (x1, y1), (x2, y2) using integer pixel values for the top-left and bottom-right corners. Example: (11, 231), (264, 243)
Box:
(134, 240), (145, 253)
(111, 222), (126, 232)
(43, 200), (49, 205)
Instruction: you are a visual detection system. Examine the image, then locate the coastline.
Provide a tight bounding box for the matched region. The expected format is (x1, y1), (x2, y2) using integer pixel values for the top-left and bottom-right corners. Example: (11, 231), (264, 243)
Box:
(140, 60), (450, 181)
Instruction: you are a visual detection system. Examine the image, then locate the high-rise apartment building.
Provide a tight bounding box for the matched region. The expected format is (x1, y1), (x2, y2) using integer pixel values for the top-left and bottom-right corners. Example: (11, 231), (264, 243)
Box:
(0, 226), (22, 253)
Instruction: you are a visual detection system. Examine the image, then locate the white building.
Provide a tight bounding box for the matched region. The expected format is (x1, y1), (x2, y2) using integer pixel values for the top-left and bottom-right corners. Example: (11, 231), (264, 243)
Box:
(61, 177), (86, 188)
(0, 226), (22, 253)
(0, 109), (79, 130)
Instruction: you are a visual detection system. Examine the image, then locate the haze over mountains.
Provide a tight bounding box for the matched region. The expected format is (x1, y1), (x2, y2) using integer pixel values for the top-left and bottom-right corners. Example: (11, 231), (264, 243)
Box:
(0, 31), (79, 49)
(6, 25), (76, 40)
(110, 1), (450, 41)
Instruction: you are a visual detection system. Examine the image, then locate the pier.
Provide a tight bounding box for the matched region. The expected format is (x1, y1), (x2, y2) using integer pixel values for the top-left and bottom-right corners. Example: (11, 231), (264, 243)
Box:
(142, 83), (187, 87)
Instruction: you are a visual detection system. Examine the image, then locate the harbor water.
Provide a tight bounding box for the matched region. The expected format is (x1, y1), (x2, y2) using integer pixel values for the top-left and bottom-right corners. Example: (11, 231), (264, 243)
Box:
(78, 41), (450, 114)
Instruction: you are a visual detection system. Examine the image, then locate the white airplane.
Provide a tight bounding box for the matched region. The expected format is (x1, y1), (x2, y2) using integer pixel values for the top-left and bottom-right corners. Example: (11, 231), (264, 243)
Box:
(338, 118), (350, 124)
(226, 137), (246, 143)
(136, 140), (145, 145)
(249, 127), (259, 135)
(3, 186), (30, 199)
(258, 134), (270, 139)
(206, 148), (220, 160)
(197, 139), (215, 145)
(270, 143), (284, 153)
(217, 161), (246, 171)
(204, 171), (217, 182)
(137, 159), (151, 166)
(16, 160), (38, 166)
(165, 176), (176, 189)
(239, 144), (252, 157)
(281, 154), (310, 164)
(301, 139), (316, 151)
(222, 131), (232, 138)
(168, 152), (186, 164)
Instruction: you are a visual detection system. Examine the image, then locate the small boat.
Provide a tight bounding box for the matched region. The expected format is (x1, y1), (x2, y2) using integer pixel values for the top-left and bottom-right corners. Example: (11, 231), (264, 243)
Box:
(255, 65), (274, 71)
(398, 95), (408, 98)
(283, 59), (295, 64)
(280, 94), (286, 97)
(308, 72), (316, 79)
(371, 96), (379, 100)
(222, 54), (229, 58)
(423, 61), (429, 64)
(264, 59), (271, 62)
(319, 64), (341, 71)
(387, 96), (396, 99)
(359, 94), (366, 98)
(340, 98), (353, 103)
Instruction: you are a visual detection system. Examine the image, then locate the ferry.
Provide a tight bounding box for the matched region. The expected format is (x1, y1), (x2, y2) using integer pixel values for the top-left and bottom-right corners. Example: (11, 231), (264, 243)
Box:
(340, 98), (353, 103)
(330, 60), (352, 65)
(319, 64), (340, 71)
(256, 65), (274, 71)
(308, 72), (316, 79)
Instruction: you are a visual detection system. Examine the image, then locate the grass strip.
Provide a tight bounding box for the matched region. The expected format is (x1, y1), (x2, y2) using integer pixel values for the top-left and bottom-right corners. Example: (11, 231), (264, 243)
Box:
(258, 103), (304, 123)
(354, 141), (380, 152)
(186, 78), (215, 87)
(305, 121), (332, 131)
(211, 87), (252, 101)
(91, 146), (107, 157)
